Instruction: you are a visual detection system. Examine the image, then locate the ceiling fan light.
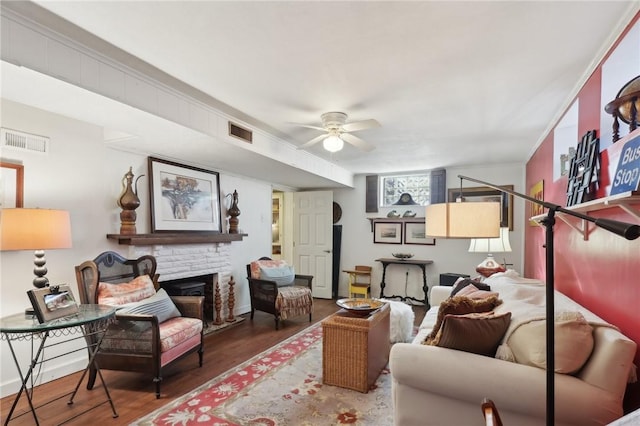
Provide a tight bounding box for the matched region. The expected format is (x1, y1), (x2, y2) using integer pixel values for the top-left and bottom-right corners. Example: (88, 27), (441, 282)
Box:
(323, 135), (344, 152)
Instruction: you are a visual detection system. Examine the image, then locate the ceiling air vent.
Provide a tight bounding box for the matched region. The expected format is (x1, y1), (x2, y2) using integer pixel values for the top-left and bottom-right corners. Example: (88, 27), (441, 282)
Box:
(1, 128), (49, 154)
(228, 122), (253, 143)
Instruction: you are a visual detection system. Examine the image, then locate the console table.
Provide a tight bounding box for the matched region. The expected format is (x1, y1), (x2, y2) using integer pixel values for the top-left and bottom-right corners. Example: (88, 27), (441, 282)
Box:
(375, 258), (433, 307)
(1, 305), (118, 425)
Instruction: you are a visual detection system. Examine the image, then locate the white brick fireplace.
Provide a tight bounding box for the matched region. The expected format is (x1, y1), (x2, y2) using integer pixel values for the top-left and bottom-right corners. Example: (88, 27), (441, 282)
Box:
(128, 242), (235, 319)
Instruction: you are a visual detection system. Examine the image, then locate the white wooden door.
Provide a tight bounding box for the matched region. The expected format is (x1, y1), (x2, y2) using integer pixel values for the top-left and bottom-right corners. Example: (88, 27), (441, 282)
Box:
(293, 191), (333, 299)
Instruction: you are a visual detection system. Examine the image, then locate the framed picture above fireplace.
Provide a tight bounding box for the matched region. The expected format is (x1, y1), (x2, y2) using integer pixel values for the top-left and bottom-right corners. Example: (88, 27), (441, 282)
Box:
(148, 157), (222, 233)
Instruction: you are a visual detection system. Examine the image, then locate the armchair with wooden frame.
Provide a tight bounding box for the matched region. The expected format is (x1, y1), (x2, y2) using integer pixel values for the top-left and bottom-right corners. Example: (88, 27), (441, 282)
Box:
(75, 251), (204, 398)
(246, 257), (314, 330)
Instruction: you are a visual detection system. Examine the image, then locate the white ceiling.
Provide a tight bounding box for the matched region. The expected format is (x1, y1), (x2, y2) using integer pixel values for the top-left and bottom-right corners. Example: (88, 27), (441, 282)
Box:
(3, 1), (639, 189)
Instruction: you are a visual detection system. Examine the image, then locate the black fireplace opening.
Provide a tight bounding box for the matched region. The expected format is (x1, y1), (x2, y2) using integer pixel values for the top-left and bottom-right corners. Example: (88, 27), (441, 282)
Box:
(159, 273), (217, 321)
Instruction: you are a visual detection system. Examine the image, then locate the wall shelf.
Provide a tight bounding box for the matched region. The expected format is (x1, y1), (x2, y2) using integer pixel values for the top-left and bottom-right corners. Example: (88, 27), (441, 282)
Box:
(106, 232), (247, 246)
(529, 190), (640, 240)
(367, 217), (424, 232)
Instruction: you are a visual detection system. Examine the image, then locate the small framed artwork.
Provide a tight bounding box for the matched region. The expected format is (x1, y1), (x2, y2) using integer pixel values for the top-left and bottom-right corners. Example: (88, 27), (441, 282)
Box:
(148, 157), (222, 233)
(404, 222), (436, 245)
(373, 221), (403, 244)
(529, 180), (544, 226)
(0, 162), (24, 208)
(27, 285), (79, 323)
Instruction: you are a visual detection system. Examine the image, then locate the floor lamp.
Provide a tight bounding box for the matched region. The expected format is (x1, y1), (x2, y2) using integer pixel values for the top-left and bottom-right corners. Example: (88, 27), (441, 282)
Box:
(456, 175), (640, 426)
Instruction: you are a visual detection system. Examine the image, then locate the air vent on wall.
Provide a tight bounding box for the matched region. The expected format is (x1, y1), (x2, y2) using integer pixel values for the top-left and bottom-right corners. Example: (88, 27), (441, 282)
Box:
(228, 122), (253, 143)
(1, 128), (49, 154)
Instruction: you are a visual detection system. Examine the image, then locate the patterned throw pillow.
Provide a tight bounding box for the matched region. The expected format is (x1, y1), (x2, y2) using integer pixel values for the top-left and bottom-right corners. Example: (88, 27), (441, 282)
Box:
(116, 288), (182, 323)
(250, 259), (288, 279)
(98, 275), (156, 306)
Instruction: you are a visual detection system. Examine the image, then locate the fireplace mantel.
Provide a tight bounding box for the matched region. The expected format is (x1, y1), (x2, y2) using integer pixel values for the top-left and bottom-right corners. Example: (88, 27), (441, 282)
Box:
(107, 232), (247, 245)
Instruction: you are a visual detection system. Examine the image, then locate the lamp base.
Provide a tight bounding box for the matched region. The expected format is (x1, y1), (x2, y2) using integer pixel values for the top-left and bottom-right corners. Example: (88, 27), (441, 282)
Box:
(33, 249), (50, 288)
(475, 254), (506, 278)
(476, 266), (506, 278)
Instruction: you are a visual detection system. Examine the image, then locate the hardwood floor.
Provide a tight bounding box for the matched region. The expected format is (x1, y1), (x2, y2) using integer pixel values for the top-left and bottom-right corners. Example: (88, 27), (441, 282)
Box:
(1, 299), (426, 425)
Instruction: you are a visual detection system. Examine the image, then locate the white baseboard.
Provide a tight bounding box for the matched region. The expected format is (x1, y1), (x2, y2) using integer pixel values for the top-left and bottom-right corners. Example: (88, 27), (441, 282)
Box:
(0, 356), (86, 399)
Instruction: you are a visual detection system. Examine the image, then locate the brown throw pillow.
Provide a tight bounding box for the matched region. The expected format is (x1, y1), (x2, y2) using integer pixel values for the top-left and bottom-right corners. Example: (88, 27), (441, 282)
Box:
(454, 284), (499, 300)
(451, 278), (491, 296)
(424, 295), (502, 345)
(430, 311), (512, 356)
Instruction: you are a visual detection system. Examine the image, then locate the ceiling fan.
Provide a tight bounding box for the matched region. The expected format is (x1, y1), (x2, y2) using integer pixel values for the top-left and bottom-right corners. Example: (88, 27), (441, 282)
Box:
(292, 112), (379, 153)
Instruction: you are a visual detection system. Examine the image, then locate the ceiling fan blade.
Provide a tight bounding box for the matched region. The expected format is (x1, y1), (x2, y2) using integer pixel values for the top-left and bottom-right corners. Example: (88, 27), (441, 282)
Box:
(341, 133), (375, 152)
(297, 133), (327, 150)
(341, 119), (380, 133)
(287, 122), (326, 132)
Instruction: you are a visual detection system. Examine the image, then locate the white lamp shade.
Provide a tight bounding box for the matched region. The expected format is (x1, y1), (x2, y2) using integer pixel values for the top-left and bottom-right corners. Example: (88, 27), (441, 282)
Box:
(469, 227), (512, 253)
(323, 135), (344, 152)
(425, 202), (500, 238)
(0, 208), (72, 251)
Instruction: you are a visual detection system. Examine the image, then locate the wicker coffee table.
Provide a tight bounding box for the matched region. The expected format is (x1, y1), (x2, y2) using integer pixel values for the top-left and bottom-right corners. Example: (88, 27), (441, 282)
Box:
(321, 302), (390, 393)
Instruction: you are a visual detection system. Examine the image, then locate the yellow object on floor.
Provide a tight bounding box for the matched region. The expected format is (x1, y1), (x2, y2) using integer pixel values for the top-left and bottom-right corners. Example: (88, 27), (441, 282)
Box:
(344, 265), (372, 298)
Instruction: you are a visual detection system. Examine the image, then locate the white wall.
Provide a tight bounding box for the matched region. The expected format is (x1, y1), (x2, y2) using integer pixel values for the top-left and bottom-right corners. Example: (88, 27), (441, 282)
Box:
(333, 164), (525, 302)
(0, 99), (271, 397)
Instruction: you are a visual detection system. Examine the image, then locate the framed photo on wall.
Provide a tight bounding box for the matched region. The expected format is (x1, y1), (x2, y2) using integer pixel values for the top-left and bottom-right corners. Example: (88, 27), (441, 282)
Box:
(404, 221), (436, 245)
(0, 162), (24, 208)
(373, 221), (402, 244)
(447, 185), (514, 230)
(148, 157), (222, 233)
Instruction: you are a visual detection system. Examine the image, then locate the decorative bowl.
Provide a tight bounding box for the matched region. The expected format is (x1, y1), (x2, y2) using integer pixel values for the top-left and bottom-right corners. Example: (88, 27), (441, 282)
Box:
(336, 298), (384, 316)
(392, 253), (414, 260)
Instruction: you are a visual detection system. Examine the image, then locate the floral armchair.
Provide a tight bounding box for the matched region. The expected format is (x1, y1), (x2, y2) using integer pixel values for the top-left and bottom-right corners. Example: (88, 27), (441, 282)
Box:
(75, 251), (204, 398)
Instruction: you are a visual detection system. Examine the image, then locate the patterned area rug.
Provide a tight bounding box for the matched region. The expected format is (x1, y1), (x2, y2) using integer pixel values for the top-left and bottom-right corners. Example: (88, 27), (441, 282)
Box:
(132, 323), (393, 425)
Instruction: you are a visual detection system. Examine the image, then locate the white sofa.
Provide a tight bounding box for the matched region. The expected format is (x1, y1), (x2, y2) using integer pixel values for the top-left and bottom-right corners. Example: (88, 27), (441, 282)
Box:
(390, 272), (637, 426)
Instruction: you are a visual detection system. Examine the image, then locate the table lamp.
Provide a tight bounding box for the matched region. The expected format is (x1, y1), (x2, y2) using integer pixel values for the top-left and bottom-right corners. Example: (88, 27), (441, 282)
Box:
(0, 208), (72, 288)
(468, 227), (512, 277)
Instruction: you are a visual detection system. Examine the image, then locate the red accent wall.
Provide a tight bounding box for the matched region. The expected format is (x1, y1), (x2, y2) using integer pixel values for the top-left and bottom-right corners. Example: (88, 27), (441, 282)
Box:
(525, 12), (640, 411)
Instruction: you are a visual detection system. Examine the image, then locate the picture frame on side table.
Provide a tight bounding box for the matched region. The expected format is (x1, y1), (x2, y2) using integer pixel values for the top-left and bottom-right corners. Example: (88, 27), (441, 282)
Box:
(27, 285), (79, 323)
(148, 157), (222, 233)
(0, 162), (24, 208)
(447, 185), (514, 231)
(404, 221), (436, 245)
(373, 221), (403, 244)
